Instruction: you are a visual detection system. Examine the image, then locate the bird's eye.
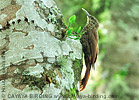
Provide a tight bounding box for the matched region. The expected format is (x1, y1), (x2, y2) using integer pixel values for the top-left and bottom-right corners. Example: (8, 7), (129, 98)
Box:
(91, 17), (95, 20)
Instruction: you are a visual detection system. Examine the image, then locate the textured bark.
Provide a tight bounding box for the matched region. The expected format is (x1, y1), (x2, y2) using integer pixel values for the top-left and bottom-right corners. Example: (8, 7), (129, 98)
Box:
(0, 0), (82, 100)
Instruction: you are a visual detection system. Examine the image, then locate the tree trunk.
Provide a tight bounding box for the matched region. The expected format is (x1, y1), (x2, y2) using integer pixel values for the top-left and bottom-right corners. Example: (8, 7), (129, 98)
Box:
(0, 0), (82, 99)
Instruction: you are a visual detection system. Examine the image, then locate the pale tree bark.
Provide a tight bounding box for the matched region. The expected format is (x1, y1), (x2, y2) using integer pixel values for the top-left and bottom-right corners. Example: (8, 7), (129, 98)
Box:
(0, 0), (82, 100)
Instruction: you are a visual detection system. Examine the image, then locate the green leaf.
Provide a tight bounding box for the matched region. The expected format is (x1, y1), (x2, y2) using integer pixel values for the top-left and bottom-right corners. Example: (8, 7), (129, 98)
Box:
(69, 15), (76, 24)
(77, 26), (82, 33)
(74, 37), (81, 40)
(79, 31), (86, 35)
(72, 34), (79, 36)
(67, 28), (73, 35)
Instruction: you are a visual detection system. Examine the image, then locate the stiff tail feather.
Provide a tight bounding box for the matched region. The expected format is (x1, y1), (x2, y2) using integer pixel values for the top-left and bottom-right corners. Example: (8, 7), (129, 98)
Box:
(80, 64), (91, 91)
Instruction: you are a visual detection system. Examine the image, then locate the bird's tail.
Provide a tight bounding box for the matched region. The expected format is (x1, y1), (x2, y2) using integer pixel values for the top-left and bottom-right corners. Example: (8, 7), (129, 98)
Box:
(80, 64), (91, 91)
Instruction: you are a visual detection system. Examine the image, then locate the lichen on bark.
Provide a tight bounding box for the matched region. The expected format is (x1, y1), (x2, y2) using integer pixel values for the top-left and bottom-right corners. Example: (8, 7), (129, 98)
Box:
(0, 0), (82, 99)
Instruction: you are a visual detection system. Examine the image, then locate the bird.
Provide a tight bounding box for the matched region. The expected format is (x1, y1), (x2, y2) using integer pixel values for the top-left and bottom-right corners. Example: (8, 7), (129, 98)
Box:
(80, 8), (99, 91)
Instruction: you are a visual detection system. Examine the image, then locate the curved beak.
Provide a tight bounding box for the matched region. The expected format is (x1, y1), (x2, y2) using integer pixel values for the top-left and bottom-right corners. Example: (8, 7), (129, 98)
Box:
(82, 8), (91, 17)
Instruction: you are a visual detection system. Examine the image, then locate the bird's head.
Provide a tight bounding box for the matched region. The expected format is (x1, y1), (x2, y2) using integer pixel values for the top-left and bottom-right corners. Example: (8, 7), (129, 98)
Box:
(82, 8), (99, 29)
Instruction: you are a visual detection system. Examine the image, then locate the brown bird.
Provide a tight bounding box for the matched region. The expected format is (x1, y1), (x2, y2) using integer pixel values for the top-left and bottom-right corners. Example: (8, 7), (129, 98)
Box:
(80, 8), (99, 91)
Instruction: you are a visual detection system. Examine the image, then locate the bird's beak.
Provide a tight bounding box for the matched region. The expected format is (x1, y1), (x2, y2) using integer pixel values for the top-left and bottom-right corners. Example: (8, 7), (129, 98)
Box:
(82, 8), (91, 24)
(82, 8), (91, 17)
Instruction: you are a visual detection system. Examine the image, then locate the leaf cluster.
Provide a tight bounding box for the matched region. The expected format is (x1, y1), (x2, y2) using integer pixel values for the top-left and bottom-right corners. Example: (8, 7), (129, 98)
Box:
(66, 15), (85, 40)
